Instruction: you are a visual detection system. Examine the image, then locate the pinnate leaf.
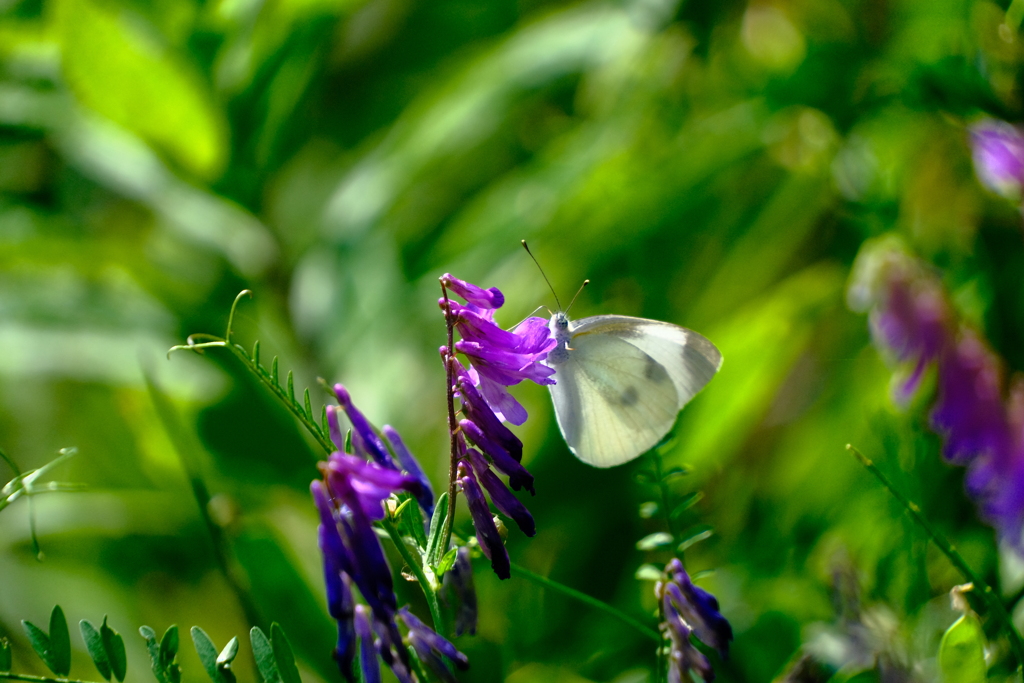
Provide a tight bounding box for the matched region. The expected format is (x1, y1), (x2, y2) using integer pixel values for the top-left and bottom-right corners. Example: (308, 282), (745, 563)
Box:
(425, 492), (450, 566)
(81, 619), (112, 680)
(23, 605), (71, 676)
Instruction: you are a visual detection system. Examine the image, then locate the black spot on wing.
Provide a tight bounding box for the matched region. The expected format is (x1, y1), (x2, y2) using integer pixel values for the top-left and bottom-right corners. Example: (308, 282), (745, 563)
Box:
(617, 386), (639, 406)
(643, 355), (671, 384)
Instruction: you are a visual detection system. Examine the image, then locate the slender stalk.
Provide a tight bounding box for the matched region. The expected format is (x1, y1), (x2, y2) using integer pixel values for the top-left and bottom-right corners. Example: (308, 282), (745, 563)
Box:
(0, 673), (99, 683)
(381, 518), (444, 629)
(510, 561), (661, 642)
(440, 282), (459, 554)
(847, 444), (1024, 665)
(651, 454), (682, 555)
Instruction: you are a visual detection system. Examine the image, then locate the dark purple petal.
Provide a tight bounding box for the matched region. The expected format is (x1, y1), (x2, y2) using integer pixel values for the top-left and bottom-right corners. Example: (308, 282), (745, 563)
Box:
(442, 273), (505, 309)
(453, 364), (523, 461)
(460, 419), (534, 494)
(663, 595), (715, 683)
(458, 463), (510, 580)
(665, 559), (733, 658)
(354, 607), (380, 683)
(382, 425), (435, 517)
(323, 452), (422, 521)
(333, 384), (398, 469)
(467, 449), (535, 537)
(371, 617), (414, 683)
(442, 547), (477, 637)
(475, 374), (529, 425)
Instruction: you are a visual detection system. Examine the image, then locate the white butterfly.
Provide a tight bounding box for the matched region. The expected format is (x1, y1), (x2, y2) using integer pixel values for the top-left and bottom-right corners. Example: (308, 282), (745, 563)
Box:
(544, 312), (722, 468)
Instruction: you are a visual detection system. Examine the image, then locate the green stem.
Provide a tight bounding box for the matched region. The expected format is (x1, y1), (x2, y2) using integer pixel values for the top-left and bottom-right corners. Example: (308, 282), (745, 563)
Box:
(0, 673), (100, 683)
(381, 518), (444, 630)
(510, 561), (661, 643)
(651, 454), (681, 555)
(847, 444), (1024, 665)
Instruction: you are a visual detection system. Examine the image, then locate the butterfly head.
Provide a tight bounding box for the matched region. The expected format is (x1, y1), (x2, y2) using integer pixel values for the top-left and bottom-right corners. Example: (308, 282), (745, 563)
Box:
(546, 312), (573, 365)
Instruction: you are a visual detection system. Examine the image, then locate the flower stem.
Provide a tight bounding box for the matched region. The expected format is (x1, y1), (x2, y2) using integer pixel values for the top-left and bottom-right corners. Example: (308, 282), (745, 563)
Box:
(847, 444), (1024, 665)
(510, 561), (661, 642)
(440, 282), (459, 554)
(651, 453), (682, 557)
(381, 517), (444, 629)
(0, 673), (99, 683)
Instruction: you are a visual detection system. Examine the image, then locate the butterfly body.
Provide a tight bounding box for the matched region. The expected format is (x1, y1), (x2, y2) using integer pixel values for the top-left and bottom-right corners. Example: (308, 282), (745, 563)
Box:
(545, 313), (722, 468)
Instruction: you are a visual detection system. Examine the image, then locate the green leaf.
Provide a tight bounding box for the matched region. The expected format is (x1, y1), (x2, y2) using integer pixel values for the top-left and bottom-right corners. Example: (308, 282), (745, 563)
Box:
(638, 502), (659, 519)
(191, 627), (220, 683)
(81, 619), (112, 681)
(397, 493), (427, 549)
(425, 492), (450, 566)
(661, 466), (689, 481)
(101, 617), (127, 683)
(634, 564), (663, 581)
(160, 626), (181, 683)
(939, 614), (986, 683)
(140, 625), (161, 677)
(48, 605), (71, 677)
(677, 526), (714, 552)
(23, 606), (70, 676)
(436, 547), (459, 577)
(250, 627), (281, 683)
(636, 532), (674, 551)
(0, 637), (11, 673)
(217, 638), (238, 683)
(270, 623), (301, 683)
(670, 492), (703, 519)
(54, 0), (227, 178)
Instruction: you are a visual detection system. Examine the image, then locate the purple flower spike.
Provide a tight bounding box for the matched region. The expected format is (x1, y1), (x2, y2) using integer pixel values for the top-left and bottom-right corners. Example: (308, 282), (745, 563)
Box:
(460, 419), (534, 494)
(663, 613), (714, 683)
(441, 273), (505, 309)
(382, 425), (435, 517)
(354, 607), (380, 683)
(333, 384), (398, 469)
(468, 448), (536, 536)
(970, 118), (1024, 200)
(442, 547), (477, 636)
(665, 559), (733, 658)
(458, 462), (510, 580)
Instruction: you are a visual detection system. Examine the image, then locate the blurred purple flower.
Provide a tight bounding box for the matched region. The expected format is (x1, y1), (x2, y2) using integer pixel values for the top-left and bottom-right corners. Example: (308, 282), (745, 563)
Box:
(970, 118), (1024, 200)
(850, 240), (1024, 550)
(332, 384), (398, 469)
(398, 607), (469, 683)
(657, 559), (729, 683)
(382, 425), (435, 517)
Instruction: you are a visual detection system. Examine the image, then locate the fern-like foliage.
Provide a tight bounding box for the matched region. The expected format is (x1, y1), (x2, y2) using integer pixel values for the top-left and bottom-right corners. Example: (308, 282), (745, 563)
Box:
(168, 291), (332, 456)
(0, 605), (299, 683)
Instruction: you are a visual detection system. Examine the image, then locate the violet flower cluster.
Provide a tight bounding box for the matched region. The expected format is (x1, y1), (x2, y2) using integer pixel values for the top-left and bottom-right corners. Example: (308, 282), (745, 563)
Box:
(969, 118), (1024, 202)
(440, 274), (556, 579)
(850, 241), (1024, 550)
(312, 385), (469, 683)
(656, 559), (733, 683)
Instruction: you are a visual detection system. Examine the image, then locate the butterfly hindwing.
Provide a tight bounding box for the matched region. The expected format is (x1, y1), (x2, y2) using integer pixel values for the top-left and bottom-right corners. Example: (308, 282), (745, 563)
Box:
(549, 331), (680, 468)
(548, 315), (722, 468)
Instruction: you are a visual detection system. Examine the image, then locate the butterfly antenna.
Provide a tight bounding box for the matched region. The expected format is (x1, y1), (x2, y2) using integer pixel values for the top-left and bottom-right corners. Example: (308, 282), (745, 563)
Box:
(521, 240), (562, 311)
(564, 280), (589, 316)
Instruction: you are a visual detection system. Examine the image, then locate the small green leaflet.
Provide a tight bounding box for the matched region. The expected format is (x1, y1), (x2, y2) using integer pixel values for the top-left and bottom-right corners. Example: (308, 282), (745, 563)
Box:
(250, 627), (281, 683)
(140, 624), (181, 683)
(0, 638), (11, 673)
(939, 614), (986, 683)
(191, 627), (238, 683)
(22, 605), (71, 677)
(270, 623), (301, 683)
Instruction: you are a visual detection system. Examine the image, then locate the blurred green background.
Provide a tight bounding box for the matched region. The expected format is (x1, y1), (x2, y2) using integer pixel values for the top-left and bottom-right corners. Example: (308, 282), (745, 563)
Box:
(3, 0), (1024, 680)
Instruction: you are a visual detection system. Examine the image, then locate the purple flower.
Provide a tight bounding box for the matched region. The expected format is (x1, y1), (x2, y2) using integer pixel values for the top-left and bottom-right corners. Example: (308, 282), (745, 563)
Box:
(382, 425), (435, 517)
(467, 448), (535, 537)
(321, 452), (422, 522)
(969, 118), (1024, 200)
(657, 560), (730, 682)
(439, 288), (555, 425)
(442, 547), (477, 637)
(441, 273), (504, 309)
(459, 419), (534, 494)
(397, 607), (469, 683)
(451, 358), (523, 462)
(458, 461), (510, 579)
(663, 559), (732, 658)
(354, 607), (380, 683)
(850, 240), (1024, 551)
(333, 384), (398, 469)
